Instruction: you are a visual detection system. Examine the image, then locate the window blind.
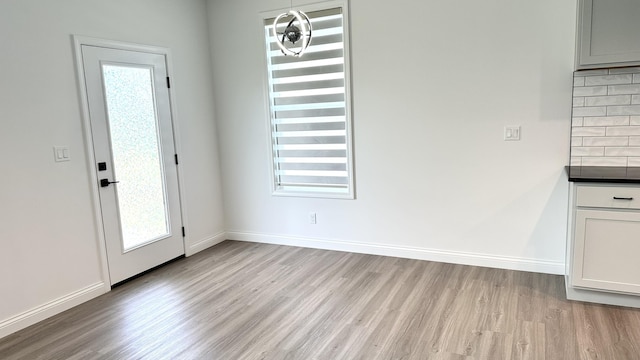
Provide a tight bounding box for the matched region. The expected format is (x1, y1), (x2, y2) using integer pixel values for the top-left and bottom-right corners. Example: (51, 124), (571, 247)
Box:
(264, 7), (351, 194)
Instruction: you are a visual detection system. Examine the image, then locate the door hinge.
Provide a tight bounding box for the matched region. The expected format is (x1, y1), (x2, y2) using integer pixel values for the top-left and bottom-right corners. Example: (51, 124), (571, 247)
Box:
(166, 76), (171, 88)
(174, 154), (179, 165)
(182, 227), (185, 237)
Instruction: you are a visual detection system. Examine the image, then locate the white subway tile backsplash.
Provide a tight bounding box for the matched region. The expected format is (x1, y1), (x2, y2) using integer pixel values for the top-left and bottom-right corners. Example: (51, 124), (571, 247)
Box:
(605, 147), (640, 157)
(581, 157), (627, 166)
(572, 147), (605, 156)
(630, 136), (640, 146)
(582, 136), (628, 146)
(607, 105), (640, 116)
(571, 137), (583, 146)
(573, 86), (608, 97)
(572, 117), (584, 127)
(583, 116), (629, 126)
(585, 74), (633, 86)
(577, 69), (608, 76)
(573, 106), (607, 117)
(572, 127), (606, 136)
(608, 84), (640, 95)
(571, 69), (640, 167)
(628, 157), (640, 166)
(570, 157), (582, 166)
(606, 126), (640, 136)
(585, 95), (631, 106)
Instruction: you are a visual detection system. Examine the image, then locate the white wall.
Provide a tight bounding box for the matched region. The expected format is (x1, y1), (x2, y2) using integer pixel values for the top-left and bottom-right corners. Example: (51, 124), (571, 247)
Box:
(0, 0), (224, 337)
(209, 0), (576, 273)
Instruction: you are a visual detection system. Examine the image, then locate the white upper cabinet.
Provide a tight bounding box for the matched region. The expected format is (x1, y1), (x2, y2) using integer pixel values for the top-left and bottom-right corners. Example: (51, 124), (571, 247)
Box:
(576, 0), (640, 69)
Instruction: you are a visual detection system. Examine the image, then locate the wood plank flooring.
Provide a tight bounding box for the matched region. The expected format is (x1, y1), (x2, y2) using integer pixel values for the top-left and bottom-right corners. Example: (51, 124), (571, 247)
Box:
(1, 240), (640, 359)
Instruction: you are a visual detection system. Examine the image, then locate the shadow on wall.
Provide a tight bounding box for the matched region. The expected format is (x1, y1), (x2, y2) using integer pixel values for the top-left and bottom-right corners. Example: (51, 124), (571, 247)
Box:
(458, 168), (569, 272)
(527, 169), (570, 264)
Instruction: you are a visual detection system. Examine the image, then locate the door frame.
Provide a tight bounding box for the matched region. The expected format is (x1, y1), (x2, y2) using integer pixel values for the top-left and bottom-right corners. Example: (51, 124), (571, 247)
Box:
(72, 35), (189, 290)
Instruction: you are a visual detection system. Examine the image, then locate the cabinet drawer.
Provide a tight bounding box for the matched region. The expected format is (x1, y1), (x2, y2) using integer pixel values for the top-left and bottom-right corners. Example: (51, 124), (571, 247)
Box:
(576, 185), (640, 209)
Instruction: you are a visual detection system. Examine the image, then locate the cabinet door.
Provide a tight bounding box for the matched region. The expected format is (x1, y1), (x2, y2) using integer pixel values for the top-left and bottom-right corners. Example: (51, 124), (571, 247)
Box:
(572, 209), (640, 294)
(577, 0), (640, 68)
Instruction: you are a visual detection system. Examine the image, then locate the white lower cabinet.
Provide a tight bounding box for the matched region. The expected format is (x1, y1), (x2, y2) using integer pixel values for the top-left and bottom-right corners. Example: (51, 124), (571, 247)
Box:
(573, 209), (640, 294)
(567, 183), (640, 307)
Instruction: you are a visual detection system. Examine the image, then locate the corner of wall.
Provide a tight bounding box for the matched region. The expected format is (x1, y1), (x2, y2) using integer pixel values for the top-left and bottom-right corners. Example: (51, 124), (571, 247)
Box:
(186, 231), (227, 257)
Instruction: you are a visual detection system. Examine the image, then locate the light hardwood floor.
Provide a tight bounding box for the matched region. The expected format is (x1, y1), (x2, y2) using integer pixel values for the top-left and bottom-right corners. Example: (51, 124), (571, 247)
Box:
(1, 241), (640, 359)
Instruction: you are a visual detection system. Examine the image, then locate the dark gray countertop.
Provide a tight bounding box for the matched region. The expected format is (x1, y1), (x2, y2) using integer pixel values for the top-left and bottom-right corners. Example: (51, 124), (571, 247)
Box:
(566, 166), (640, 183)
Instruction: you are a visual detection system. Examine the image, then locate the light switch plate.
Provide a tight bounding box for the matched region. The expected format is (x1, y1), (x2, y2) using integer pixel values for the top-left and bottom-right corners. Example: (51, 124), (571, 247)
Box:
(504, 126), (521, 141)
(54, 146), (70, 162)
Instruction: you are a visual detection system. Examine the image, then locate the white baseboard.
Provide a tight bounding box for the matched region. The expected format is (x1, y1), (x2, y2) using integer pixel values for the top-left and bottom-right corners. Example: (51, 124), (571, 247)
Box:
(226, 231), (565, 275)
(186, 231), (227, 257)
(0, 282), (107, 339)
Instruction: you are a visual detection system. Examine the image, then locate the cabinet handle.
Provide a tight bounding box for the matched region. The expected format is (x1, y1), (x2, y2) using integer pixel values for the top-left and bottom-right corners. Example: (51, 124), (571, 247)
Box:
(613, 196), (634, 200)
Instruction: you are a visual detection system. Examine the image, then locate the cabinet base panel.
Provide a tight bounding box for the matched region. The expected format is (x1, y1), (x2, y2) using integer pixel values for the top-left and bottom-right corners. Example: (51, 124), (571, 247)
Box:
(565, 276), (640, 308)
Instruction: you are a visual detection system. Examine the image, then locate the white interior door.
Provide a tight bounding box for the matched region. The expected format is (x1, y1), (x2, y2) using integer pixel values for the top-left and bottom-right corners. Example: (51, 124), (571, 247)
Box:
(80, 44), (184, 285)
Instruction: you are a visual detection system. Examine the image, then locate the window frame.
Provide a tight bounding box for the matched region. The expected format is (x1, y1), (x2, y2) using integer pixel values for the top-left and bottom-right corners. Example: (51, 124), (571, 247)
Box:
(260, 0), (355, 199)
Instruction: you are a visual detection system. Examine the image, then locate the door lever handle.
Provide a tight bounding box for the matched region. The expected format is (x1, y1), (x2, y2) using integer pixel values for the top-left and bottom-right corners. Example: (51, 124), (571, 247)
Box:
(100, 178), (119, 187)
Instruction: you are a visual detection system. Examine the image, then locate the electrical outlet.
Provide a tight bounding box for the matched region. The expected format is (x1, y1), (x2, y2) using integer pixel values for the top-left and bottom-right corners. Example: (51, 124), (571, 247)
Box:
(309, 212), (317, 225)
(504, 126), (521, 141)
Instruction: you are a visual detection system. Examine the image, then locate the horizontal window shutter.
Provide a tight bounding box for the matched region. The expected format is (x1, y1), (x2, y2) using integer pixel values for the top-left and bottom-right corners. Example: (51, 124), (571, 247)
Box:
(265, 7), (349, 190)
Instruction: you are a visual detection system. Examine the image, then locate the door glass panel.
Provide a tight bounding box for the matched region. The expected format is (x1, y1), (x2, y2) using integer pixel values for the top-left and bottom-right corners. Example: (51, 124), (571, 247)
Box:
(102, 64), (170, 251)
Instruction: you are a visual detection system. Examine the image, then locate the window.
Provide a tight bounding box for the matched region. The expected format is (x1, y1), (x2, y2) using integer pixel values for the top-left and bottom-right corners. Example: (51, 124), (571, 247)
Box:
(263, 2), (354, 199)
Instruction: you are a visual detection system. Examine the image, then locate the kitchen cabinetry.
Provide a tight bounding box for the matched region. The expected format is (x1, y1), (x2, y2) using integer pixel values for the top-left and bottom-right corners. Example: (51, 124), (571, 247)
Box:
(566, 182), (640, 307)
(576, 0), (640, 69)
